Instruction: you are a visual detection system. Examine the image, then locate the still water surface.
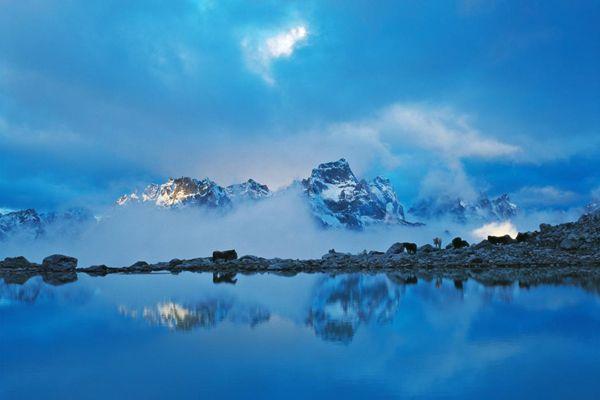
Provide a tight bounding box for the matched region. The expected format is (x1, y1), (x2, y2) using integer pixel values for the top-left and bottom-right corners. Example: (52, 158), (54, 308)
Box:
(1, 272), (600, 399)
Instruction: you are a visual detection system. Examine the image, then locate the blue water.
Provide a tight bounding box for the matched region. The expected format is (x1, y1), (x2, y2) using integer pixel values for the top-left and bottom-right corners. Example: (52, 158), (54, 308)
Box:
(1, 272), (600, 399)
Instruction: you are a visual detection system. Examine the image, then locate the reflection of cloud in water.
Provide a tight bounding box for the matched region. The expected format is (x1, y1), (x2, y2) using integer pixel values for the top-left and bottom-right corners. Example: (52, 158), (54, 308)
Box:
(119, 299), (270, 331)
(305, 274), (405, 343)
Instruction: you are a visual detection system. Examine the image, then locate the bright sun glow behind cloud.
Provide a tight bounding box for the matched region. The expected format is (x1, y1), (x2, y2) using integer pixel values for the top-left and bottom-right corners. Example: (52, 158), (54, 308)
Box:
(242, 24), (309, 84)
(265, 25), (308, 58)
(472, 221), (518, 240)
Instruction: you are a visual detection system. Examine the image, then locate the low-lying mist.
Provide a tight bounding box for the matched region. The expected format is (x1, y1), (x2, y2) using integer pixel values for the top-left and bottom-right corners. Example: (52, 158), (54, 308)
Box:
(0, 190), (583, 267)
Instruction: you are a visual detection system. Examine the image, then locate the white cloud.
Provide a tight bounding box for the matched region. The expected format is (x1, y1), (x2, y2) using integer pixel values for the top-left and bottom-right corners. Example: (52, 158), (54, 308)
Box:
(146, 103), (520, 198)
(242, 24), (309, 84)
(472, 221), (518, 240)
(367, 104), (521, 160)
(327, 103), (521, 199)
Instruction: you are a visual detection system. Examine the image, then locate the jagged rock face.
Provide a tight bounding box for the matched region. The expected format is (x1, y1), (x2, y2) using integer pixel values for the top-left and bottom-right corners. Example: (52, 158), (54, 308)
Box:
(301, 159), (407, 229)
(409, 193), (517, 223)
(225, 179), (271, 202)
(0, 208), (95, 241)
(0, 209), (44, 240)
(118, 177), (231, 209)
(40, 207), (93, 225)
(116, 159), (408, 230)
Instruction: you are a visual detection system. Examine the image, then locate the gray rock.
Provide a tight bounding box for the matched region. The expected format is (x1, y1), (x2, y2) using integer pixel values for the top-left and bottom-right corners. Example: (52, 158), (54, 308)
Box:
(560, 238), (579, 250)
(42, 254), (77, 271)
(386, 242), (405, 255)
(1, 256), (34, 269)
(418, 244), (435, 253)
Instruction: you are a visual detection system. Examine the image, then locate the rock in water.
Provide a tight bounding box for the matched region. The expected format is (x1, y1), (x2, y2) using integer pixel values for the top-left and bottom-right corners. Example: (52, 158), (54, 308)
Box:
(42, 254), (78, 271)
(1, 256), (34, 269)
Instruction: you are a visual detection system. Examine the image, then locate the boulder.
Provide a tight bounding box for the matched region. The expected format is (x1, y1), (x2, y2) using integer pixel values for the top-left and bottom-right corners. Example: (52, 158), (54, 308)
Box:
(560, 238), (579, 250)
(1, 256), (34, 269)
(539, 223), (552, 233)
(386, 242), (405, 255)
(42, 254), (77, 272)
(418, 244), (435, 253)
(129, 261), (151, 271)
(212, 249), (238, 261)
(82, 264), (110, 276)
(516, 232), (532, 243)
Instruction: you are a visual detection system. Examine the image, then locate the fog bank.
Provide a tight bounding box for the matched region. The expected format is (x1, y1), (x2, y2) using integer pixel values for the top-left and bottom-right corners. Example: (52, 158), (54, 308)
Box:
(0, 191), (583, 266)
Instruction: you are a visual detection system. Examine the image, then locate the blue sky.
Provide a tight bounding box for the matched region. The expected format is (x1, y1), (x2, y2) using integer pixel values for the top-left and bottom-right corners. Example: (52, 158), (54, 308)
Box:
(0, 0), (598, 211)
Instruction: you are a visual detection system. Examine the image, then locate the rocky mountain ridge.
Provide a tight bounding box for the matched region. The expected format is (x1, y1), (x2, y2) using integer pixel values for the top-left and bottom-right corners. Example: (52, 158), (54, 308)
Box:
(409, 193), (517, 223)
(116, 158), (414, 229)
(0, 208), (93, 241)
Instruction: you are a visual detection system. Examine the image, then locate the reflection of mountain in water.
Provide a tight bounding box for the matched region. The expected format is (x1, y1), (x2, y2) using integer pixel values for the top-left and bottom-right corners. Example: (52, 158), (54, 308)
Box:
(119, 299), (270, 331)
(306, 274), (405, 343)
(0, 277), (89, 305)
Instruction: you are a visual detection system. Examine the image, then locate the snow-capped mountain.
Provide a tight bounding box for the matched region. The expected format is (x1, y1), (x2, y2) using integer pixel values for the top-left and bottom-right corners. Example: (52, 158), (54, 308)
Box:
(117, 177), (232, 209)
(0, 208), (94, 241)
(301, 159), (410, 229)
(408, 193), (518, 223)
(225, 179), (271, 202)
(0, 209), (44, 240)
(116, 159), (410, 229)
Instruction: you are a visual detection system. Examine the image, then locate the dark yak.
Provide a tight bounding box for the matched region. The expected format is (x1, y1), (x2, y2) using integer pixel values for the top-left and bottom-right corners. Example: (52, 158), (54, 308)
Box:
(487, 235), (515, 245)
(212, 249), (238, 261)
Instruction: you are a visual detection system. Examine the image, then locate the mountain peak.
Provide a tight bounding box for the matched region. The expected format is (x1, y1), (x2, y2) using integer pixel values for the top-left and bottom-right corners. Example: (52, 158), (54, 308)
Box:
(302, 159), (409, 229)
(226, 179), (271, 201)
(115, 159), (410, 230)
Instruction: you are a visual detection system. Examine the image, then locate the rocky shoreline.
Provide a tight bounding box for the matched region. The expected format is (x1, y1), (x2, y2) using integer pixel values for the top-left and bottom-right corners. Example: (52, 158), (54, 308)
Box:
(2, 210), (599, 287)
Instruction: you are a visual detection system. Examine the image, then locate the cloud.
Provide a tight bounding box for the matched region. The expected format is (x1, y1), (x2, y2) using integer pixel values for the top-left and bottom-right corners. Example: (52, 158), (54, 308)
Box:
(372, 104), (521, 160)
(326, 103), (521, 199)
(512, 186), (579, 208)
(242, 24), (309, 84)
(0, 189), (476, 266)
(472, 221), (518, 240)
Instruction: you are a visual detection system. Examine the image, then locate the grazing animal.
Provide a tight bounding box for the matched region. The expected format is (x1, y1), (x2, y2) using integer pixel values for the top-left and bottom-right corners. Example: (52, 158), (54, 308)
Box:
(433, 237), (442, 249)
(488, 235), (515, 245)
(451, 237), (469, 249)
(212, 249), (238, 261)
(212, 272), (238, 284)
(403, 242), (417, 254)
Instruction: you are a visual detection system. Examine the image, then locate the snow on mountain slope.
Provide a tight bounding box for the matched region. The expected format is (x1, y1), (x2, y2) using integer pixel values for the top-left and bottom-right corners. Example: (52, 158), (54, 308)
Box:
(0, 208), (95, 241)
(301, 159), (410, 229)
(408, 193), (518, 223)
(225, 179), (271, 202)
(0, 209), (44, 240)
(117, 177), (231, 209)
